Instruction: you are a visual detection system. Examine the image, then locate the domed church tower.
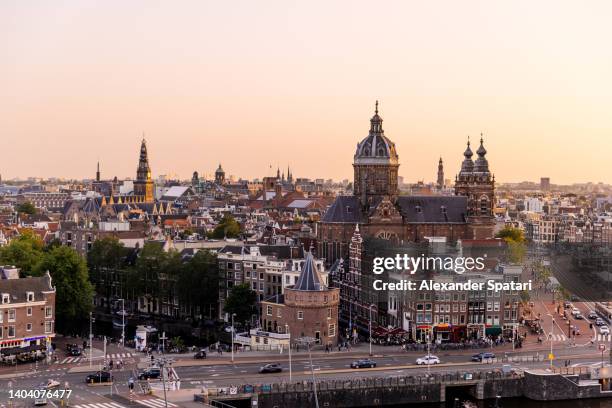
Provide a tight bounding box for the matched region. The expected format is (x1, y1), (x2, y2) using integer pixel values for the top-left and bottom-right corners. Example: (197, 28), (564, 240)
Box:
(353, 101), (399, 205)
(454, 135), (495, 239)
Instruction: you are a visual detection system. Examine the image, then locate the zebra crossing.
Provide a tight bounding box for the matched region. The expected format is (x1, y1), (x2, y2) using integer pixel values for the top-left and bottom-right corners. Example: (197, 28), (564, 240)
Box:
(72, 403), (126, 408)
(135, 398), (179, 408)
(549, 334), (567, 342)
(106, 352), (133, 359)
(595, 334), (611, 342)
(59, 352), (132, 364)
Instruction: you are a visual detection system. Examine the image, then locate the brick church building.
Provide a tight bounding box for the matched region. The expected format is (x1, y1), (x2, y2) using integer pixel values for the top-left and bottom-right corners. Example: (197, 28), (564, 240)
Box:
(318, 102), (495, 264)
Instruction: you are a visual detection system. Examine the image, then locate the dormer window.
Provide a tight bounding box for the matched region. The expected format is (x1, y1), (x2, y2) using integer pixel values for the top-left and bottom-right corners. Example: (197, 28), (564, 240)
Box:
(26, 292), (34, 302)
(415, 205), (423, 214)
(441, 206), (447, 214)
(1, 294), (9, 304)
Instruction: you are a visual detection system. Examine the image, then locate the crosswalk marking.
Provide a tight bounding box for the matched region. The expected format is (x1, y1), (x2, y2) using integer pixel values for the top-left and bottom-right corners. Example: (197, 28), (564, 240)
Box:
(60, 357), (81, 364)
(106, 353), (133, 359)
(135, 399), (178, 408)
(549, 334), (567, 342)
(596, 334), (611, 342)
(73, 403), (125, 408)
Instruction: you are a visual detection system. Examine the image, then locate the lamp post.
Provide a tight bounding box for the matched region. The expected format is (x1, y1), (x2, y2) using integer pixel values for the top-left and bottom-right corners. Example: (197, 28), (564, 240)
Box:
(299, 337), (319, 408)
(426, 333), (431, 377)
(286, 324), (292, 382)
(119, 298), (126, 348)
(369, 304), (374, 357)
(89, 312), (95, 368)
(548, 314), (554, 368)
(231, 313), (236, 363)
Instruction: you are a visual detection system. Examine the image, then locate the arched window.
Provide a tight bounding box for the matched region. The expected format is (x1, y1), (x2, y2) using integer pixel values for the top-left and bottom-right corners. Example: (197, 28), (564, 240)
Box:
(480, 195), (489, 215)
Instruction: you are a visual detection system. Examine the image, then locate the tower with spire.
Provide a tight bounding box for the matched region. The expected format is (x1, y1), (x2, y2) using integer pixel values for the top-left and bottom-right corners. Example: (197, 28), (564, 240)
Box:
(437, 157), (444, 190)
(454, 134), (495, 238)
(96, 161), (100, 182)
(133, 138), (155, 202)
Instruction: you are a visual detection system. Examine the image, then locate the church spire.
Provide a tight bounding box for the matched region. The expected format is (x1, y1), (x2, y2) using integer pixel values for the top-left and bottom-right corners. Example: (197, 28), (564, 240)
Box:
(437, 157), (444, 189)
(96, 161), (100, 182)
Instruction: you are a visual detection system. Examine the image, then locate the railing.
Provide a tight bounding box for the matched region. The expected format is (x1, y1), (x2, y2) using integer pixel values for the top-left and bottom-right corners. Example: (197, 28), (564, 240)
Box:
(213, 370), (523, 396)
(551, 366), (590, 375)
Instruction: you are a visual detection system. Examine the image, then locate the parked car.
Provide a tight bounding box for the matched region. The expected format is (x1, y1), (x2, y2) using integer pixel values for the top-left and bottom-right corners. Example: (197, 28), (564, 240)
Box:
(588, 312), (598, 320)
(575, 313), (584, 320)
(350, 359), (377, 369)
(46, 379), (61, 388)
(596, 318), (605, 326)
(564, 301), (572, 309)
(571, 308), (580, 316)
(416, 355), (440, 365)
(471, 352), (495, 362)
(194, 350), (207, 359)
(86, 371), (112, 384)
(600, 326), (610, 335)
(259, 363), (283, 373)
(138, 367), (161, 380)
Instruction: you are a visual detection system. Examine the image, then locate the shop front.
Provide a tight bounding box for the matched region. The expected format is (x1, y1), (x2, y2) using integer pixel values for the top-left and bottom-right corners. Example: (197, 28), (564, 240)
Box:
(416, 325), (433, 342)
(434, 323), (452, 342)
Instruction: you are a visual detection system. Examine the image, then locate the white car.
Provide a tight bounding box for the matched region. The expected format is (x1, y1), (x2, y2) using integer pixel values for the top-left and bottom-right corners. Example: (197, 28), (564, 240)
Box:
(46, 378), (61, 388)
(600, 326), (610, 335)
(416, 355), (440, 365)
(571, 308), (580, 316)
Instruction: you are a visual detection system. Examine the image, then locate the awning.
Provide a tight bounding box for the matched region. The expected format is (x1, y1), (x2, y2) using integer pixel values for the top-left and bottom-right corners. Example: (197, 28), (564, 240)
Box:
(485, 326), (502, 336)
(388, 328), (408, 336)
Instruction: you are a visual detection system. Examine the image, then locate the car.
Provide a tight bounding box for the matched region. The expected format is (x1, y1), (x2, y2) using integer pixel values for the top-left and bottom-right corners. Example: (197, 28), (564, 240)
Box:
(596, 318), (605, 326)
(571, 308), (580, 316)
(34, 396), (48, 406)
(86, 371), (112, 384)
(69, 347), (82, 356)
(138, 367), (161, 380)
(46, 379), (61, 388)
(350, 359), (377, 369)
(600, 326), (610, 335)
(259, 363), (283, 373)
(575, 313), (584, 320)
(471, 352), (495, 362)
(65, 343), (79, 352)
(588, 312), (598, 320)
(564, 301), (572, 309)
(194, 350), (207, 359)
(416, 355), (440, 365)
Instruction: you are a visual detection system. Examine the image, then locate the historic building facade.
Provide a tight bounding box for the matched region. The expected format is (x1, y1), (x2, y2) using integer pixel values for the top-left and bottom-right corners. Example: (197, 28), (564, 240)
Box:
(318, 103), (495, 264)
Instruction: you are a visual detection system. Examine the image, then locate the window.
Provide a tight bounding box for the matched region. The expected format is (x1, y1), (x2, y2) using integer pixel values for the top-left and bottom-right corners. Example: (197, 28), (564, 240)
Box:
(26, 323), (32, 332)
(26, 292), (34, 302)
(8, 309), (16, 322)
(297, 311), (304, 320)
(328, 324), (336, 337)
(1, 294), (9, 304)
(327, 308), (332, 319)
(45, 306), (53, 318)
(266, 305), (272, 316)
(27, 307), (32, 316)
(277, 308), (282, 317)
(45, 321), (53, 333)
(8, 326), (15, 338)
(0, 326), (2, 338)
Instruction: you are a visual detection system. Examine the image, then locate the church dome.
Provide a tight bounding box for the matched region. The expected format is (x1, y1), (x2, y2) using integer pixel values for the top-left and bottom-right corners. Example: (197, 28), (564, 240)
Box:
(354, 101), (399, 165)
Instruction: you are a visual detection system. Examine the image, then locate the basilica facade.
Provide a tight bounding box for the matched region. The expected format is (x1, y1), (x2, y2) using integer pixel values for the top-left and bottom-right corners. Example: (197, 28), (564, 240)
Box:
(318, 103), (495, 264)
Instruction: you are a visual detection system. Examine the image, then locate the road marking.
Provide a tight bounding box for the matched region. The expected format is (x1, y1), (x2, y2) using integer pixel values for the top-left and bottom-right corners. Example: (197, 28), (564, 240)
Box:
(135, 399), (178, 408)
(73, 404), (125, 408)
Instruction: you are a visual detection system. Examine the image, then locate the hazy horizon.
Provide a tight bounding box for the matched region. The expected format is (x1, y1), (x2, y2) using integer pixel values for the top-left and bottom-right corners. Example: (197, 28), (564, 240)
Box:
(2, 1), (612, 184)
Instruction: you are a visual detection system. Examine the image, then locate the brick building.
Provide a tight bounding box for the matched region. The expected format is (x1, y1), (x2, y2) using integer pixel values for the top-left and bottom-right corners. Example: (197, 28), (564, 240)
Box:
(261, 251), (340, 346)
(0, 267), (56, 359)
(318, 103), (496, 265)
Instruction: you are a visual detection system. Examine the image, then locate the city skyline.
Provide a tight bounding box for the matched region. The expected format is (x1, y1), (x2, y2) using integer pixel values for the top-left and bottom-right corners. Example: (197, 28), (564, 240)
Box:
(2, 1), (612, 183)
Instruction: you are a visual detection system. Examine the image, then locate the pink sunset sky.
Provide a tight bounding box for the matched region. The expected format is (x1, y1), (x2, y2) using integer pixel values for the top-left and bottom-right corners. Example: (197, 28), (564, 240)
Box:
(1, 1), (611, 184)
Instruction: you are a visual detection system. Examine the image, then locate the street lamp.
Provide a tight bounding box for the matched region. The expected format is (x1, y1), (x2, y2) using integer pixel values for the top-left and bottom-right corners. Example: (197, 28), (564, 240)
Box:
(426, 333), (431, 377)
(547, 313), (554, 369)
(119, 298), (126, 348)
(285, 324), (292, 382)
(298, 337), (319, 408)
(89, 312), (95, 368)
(231, 313), (236, 363)
(369, 304), (375, 357)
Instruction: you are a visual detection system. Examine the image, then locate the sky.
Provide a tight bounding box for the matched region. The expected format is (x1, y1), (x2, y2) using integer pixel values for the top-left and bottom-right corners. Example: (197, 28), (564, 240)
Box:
(1, 1), (611, 184)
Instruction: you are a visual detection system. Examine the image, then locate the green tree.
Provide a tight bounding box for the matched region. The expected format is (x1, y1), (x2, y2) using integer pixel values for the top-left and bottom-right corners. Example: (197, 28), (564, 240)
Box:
(224, 283), (257, 325)
(0, 230), (44, 274)
(496, 226), (526, 263)
(177, 250), (219, 319)
(33, 246), (93, 332)
(496, 226), (525, 243)
(15, 202), (37, 215)
(211, 215), (241, 239)
(87, 237), (128, 312)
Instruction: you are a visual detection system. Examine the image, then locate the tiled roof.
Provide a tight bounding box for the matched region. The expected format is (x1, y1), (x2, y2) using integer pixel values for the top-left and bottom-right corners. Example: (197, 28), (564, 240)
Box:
(293, 251), (325, 291)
